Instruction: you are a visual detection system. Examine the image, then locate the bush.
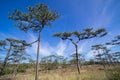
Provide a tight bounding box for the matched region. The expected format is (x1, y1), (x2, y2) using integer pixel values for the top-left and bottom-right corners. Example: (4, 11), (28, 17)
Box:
(2, 68), (13, 75)
(111, 71), (120, 80)
(107, 67), (120, 80)
(17, 69), (26, 73)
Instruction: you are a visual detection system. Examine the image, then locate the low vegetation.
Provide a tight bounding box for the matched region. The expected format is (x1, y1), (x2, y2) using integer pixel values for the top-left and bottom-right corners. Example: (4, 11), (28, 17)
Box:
(0, 65), (120, 80)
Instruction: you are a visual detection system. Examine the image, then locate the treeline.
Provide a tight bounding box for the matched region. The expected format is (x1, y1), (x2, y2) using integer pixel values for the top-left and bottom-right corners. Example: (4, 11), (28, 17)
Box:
(91, 35), (120, 68)
(0, 49), (119, 76)
(0, 38), (31, 76)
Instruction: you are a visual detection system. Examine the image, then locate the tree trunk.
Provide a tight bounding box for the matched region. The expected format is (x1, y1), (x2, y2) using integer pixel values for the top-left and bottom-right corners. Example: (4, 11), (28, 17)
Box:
(106, 51), (115, 67)
(104, 53), (109, 66)
(97, 51), (106, 69)
(0, 42), (12, 76)
(13, 63), (19, 77)
(100, 56), (106, 69)
(104, 50), (111, 67)
(13, 54), (23, 77)
(35, 31), (41, 80)
(75, 45), (80, 74)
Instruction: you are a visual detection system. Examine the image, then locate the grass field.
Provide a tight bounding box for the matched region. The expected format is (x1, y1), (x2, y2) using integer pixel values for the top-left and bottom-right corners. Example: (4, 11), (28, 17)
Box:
(0, 65), (112, 80)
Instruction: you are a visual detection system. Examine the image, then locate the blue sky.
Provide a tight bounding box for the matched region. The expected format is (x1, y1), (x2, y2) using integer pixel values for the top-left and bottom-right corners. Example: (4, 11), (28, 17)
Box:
(0, 0), (120, 60)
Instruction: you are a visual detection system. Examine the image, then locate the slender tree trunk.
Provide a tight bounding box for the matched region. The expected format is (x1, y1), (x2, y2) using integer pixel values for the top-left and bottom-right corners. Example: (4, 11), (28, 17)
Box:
(106, 51), (115, 67)
(104, 53), (109, 66)
(0, 42), (12, 76)
(13, 62), (19, 77)
(35, 31), (41, 80)
(104, 50), (111, 67)
(75, 44), (80, 74)
(97, 50), (106, 69)
(107, 54), (114, 66)
(100, 56), (106, 69)
(13, 54), (23, 77)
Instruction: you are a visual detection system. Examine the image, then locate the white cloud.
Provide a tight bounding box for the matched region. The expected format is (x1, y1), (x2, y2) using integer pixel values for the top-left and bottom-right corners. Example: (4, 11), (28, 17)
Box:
(101, 0), (112, 15)
(55, 41), (66, 56)
(26, 33), (90, 58)
(26, 33), (37, 57)
(85, 0), (114, 28)
(86, 49), (102, 60)
(78, 41), (88, 54)
(106, 45), (114, 49)
(86, 50), (96, 59)
(0, 32), (18, 40)
(26, 33), (53, 56)
(26, 33), (68, 57)
(40, 42), (54, 56)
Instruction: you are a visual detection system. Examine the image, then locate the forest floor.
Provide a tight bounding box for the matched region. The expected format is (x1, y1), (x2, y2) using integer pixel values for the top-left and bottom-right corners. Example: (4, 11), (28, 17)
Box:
(0, 65), (119, 80)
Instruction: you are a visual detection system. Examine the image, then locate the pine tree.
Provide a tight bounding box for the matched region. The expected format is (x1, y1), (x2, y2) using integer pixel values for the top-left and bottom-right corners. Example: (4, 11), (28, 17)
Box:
(54, 28), (107, 74)
(9, 4), (60, 80)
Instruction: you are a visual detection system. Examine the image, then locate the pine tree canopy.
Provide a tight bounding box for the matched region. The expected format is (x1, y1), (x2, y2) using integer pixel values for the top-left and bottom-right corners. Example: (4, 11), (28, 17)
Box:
(9, 4), (60, 32)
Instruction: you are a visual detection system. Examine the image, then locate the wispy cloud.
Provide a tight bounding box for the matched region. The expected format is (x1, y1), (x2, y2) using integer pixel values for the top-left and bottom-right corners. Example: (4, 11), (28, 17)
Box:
(26, 33), (92, 58)
(0, 32), (110, 60)
(26, 33), (54, 57)
(0, 32), (18, 40)
(88, 0), (113, 28)
(101, 0), (113, 15)
(55, 41), (66, 56)
(26, 33), (68, 57)
(86, 50), (96, 59)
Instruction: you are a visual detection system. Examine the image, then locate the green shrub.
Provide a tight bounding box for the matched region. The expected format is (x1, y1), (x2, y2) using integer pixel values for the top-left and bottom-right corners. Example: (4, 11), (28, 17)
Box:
(107, 67), (120, 80)
(111, 71), (120, 80)
(17, 69), (26, 73)
(2, 68), (13, 75)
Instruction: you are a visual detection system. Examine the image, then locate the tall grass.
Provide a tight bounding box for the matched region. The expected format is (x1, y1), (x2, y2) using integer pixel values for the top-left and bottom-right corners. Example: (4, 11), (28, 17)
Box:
(0, 68), (107, 80)
(0, 65), (119, 80)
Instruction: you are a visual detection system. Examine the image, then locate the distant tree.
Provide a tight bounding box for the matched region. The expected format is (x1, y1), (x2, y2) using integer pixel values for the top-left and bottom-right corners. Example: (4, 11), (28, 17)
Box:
(40, 57), (47, 71)
(62, 58), (68, 68)
(88, 59), (95, 65)
(106, 35), (120, 46)
(57, 56), (64, 64)
(9, 50), (28, 76)
(70, 53), (82, 67)
(43, 55), (55, 70)
(47, 55), (56, 63)
(70, 53), (77, 65)
(0, 58), (2, 63)
(54, 28), (107, 74)
(92, 44), (114, 68)
(96, 54), (106, 67)
(57, 55), (68, 68)
(111, 52), (120, 64)
(0, 38), (29, 76)
(102, 47), (113, 66)
(0, 40), (6, 68)
(9, 4), (60, 80)
(0, 58), (3, 69)
(0, 40), (6, 51)
(29, 58), (36, 68)
(52, 57), (59, 69)
(92, 44), (107, 67)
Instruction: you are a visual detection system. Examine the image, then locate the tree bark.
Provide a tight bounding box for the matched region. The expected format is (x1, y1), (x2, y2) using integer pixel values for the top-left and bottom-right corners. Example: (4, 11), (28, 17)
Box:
(35, 31), (41, 80)
(97, 50), (106, 69)
(0, 42), (12, 76)
(75, 44), (80, 74)
(13, 63), (19, 77)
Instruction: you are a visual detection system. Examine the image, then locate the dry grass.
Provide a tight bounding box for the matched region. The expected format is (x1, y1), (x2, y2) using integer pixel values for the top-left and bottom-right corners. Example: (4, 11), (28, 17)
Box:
(0, 71), (107, 80)
(0, 65), (110, 80)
